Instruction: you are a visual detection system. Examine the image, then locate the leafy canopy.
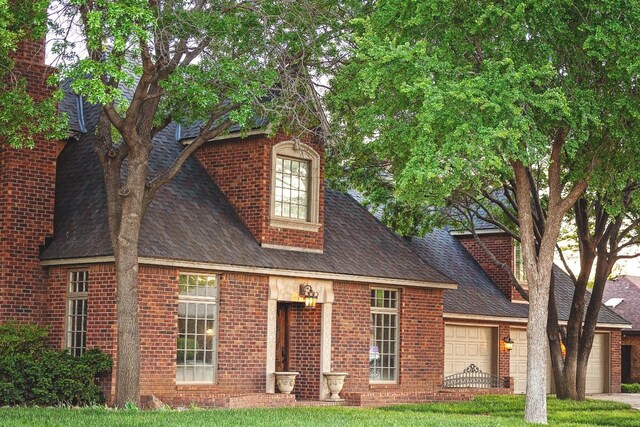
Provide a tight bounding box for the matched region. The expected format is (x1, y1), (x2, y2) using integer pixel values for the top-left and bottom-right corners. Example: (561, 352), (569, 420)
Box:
(0, 0), (66, 148)
(50, 0), (346, 138)
(328, 0), (640, 235)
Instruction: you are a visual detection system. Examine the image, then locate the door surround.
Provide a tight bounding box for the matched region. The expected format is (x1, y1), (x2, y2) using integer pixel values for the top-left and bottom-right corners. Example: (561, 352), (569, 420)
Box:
(266, 276), (334, 399)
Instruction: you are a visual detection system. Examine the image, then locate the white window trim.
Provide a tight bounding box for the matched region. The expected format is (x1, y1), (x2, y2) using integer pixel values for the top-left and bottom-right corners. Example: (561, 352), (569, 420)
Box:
(370, 287), (400, 384)
(270, 141), (321, 232)
(176, 273), (220, 385)
(66, 270), (88, 356)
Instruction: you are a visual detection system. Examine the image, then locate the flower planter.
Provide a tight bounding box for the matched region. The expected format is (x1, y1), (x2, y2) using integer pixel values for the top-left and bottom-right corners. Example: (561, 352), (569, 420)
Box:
(273, 372), (299, 394)
(323, 372), (348, 401)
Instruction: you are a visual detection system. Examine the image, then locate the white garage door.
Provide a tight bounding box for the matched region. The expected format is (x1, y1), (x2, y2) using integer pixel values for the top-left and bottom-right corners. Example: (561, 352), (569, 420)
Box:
(445, 325), (496, 377)
(510, 328), (609, 394)
(586, 333), (609, 394)
(510, 328), (529, 394)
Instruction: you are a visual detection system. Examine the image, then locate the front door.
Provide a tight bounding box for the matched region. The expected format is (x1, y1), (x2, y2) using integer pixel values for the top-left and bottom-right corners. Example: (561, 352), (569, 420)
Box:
(275, 303), (290, 372)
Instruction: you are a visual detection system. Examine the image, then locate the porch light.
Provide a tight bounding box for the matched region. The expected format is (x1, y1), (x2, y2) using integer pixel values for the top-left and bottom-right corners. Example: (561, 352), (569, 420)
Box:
(299, 284), (319, 308)
(503, 336), (514, 351)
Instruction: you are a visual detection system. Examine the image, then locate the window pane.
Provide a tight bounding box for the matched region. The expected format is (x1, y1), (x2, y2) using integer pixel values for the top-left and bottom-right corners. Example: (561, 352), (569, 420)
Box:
(274, 156), (310, 221)
(177, 274), (218, 383)
(370, 289), (399, 382)
(67, 271), (89, 357)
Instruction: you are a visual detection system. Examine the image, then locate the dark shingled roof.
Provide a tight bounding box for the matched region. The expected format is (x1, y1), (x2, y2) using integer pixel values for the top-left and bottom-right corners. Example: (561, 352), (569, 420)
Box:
(604, 277), (640, 330)
(408, 230), (630, 325)
(42, 100), (451, 285)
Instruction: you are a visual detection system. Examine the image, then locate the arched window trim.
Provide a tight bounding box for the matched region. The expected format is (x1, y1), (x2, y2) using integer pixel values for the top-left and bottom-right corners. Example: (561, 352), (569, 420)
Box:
(270, 140), (321, 232)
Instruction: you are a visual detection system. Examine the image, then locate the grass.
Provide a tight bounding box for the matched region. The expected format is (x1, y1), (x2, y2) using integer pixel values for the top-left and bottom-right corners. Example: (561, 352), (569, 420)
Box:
(0, 395), (638, 426)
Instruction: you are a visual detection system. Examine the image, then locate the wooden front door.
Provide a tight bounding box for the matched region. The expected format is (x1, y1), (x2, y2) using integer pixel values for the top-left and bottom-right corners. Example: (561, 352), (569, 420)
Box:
(275, 303), (290, 372)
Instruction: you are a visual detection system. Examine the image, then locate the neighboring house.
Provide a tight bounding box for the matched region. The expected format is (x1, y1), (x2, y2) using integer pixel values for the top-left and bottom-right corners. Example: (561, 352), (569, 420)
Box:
(0, 40), (629, 407)
(604, 276), (640, 384)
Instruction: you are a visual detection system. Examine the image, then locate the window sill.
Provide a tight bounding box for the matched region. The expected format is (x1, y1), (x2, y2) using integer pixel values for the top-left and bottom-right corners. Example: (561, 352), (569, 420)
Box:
(270, 217), (322, 232)
(176, 382), (218, 390)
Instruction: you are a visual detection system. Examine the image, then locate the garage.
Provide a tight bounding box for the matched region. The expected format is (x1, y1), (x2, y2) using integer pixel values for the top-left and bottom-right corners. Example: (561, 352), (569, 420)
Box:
(510, 328), (609, 394)
(510, 328), (529, 394)
(444, 324), (496, 377)
(586, 333), (609, 394)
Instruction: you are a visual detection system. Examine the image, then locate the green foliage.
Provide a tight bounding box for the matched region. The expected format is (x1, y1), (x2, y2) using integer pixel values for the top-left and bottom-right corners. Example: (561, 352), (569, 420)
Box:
(0, 322), (112, 406)
(0, 395), (637, 426)
(0, 0), (67, 148)
(621, 383), (640, 393)
(328, 0), (640, 235)
(51, 0), (345, 137)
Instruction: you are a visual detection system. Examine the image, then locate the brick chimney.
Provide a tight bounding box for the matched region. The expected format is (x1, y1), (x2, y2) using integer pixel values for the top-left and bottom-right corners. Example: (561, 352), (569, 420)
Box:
(455, 232), (526, 302)
(195, 131), (325, 252)
(0, 39), (59, 322)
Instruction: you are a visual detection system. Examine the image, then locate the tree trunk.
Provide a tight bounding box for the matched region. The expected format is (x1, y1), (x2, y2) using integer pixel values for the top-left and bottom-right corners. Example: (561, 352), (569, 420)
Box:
(576, 249), (613, 400)
(114, 237), (141, 407)
(111, 145), (149, 407)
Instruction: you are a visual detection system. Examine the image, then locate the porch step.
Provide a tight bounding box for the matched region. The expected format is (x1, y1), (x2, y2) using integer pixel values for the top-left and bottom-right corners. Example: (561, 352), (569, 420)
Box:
(215, 393), (297, 408)
(294, 399), (347, 407)
(342, 389), (474, 407)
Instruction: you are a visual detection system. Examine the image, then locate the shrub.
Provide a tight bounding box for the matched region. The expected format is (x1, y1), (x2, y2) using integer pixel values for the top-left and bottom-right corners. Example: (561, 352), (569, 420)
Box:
(0, 322), (112, 406)
(621, 383), (640, 393)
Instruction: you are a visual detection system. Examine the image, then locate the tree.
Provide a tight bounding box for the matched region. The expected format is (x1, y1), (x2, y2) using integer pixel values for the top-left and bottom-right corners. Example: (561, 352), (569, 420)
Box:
(327, 1), (640, 423)
(425, 177), (640, 401)
(0, 0), (64, 147)
(49, 0), (342, 406)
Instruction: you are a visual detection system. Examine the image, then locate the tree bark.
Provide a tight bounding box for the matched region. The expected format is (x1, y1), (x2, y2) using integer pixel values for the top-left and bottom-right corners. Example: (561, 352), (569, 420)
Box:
(111, 143), (150, 407)
(514, 160), (549, 424)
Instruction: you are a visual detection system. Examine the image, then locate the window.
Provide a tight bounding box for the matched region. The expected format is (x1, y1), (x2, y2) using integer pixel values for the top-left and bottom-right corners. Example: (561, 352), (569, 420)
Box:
(274, 157), (310, 220)
(270, 141), (321, 231)
(370, 288), (399, 383)
(66, 271), (88, 357)
(514, 240), (527, 283)
(177, 273), (219, 383)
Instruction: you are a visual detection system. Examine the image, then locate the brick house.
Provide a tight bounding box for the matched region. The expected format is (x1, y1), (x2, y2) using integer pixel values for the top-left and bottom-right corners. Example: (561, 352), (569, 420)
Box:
(604, 276), (640, 384)
(0, 40), (629, 407)
(408, 230), (629, 395)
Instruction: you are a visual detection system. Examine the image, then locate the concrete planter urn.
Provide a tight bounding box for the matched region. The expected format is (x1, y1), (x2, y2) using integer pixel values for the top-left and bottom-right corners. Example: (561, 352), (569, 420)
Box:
(274, 372), (299, 394)
(323, 372), (348, 401)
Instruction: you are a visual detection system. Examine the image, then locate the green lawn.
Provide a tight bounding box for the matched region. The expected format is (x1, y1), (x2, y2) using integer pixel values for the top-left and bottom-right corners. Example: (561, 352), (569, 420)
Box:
(0, 395), (637, 426)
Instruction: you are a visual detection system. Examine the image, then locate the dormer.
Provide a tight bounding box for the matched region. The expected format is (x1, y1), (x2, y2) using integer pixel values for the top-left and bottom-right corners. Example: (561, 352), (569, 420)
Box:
(193, 130), (325, 252)
(452, 230), (527, 302)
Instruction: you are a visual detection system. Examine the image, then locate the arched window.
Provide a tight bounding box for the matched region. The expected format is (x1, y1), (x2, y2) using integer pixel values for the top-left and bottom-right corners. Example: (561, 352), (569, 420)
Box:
(270, 141), (321, 231)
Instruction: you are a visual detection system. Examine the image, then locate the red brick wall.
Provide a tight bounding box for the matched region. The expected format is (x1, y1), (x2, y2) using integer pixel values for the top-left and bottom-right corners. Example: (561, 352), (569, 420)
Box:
(623, 334), (640, 383)
(45, 264), (119, 397)
(288, 303), (322, 400)
(331, 282), (446, 394)
(399, 287), (444, 388)
(0, 39), (58, 324)
(498, 323), (511, 380)
(457, 234), (522, 301)
(610, 329), (622, 393)
(13, 40), (46, 64)
(162, 271), (270, 405)
(195, 132), (325, 251)
(45, 264), (273, 405)
(331, 282), (370, 393)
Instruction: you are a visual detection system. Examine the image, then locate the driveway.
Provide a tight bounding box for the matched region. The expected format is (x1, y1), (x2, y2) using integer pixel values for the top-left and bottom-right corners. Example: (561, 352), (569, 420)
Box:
(590, 393), (640, 410)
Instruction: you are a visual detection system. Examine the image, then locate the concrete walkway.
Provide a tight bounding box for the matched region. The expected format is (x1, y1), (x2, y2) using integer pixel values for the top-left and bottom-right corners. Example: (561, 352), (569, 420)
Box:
(590, 393), (640, 410)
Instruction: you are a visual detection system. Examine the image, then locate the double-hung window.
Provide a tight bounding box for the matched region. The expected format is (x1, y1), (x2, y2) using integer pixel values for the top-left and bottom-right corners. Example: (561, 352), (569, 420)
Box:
(177, 273), (219, 383)
(66, 271), (88, 356)
(274, 156), (310, 221)
(370, 288), (399, 383)
(514, 240), (527, 283)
